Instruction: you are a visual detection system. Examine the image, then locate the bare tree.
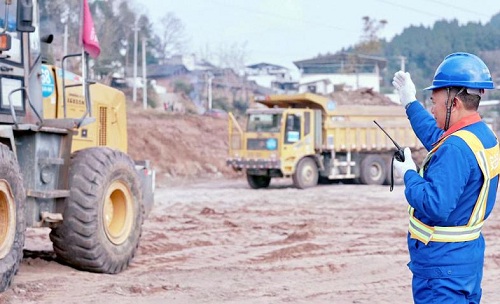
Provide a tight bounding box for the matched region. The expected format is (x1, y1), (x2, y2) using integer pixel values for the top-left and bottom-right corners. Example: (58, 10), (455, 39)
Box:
(217, 42), (248, 73)
(197, 41), (248, 73)
(156, 12), (188, 63)
(358, 16), (387, 54)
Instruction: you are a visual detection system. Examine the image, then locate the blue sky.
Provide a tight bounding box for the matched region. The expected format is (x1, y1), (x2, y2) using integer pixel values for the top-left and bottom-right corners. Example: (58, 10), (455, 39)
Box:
(139, 0), (500, 70)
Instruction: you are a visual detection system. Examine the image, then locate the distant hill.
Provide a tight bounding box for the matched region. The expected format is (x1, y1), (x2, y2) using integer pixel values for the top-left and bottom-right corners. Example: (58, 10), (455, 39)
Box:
(382, 12), (500, 100)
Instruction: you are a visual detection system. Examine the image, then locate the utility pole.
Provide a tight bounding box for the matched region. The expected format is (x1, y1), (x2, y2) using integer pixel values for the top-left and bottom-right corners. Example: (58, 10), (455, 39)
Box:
(207, 72), (213, 110)
(61, 10), (69, 56)
(142, 37), (147, 109)
(132, 19), (139, 103)
(63, 23), (68, 55)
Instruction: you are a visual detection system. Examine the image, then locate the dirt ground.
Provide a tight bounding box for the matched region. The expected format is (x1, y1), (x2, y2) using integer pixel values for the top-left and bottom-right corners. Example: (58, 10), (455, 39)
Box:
(2, 179), (500, 304)
(1, 106), (500, 303)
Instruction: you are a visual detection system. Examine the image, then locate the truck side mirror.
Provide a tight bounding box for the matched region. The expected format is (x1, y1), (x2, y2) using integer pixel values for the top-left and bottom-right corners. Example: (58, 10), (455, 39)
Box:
(17, 0), (35, 32)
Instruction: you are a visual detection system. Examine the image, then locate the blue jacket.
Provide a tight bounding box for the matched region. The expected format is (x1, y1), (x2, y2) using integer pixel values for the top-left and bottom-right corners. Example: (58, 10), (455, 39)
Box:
(403, 102), (499, 279)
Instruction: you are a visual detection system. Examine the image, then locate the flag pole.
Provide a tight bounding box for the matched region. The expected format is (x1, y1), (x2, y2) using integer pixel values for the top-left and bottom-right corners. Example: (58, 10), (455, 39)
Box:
(80, 0), (101, 122)
(133, 18), (138, 103)
(81, 0), (86, 104)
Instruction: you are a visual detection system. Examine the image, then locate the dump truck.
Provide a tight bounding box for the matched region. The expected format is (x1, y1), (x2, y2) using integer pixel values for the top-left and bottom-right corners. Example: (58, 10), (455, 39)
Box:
(227, 93), (422, 189)
(0, 0), (154, 291)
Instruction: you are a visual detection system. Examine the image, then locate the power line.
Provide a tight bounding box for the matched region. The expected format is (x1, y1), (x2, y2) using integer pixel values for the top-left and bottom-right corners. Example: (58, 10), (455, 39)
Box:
(374, 0), (443, 18)
(208, 0), (358, 34)
(376, 0), (495, 20)
(421, 0), (492, 18)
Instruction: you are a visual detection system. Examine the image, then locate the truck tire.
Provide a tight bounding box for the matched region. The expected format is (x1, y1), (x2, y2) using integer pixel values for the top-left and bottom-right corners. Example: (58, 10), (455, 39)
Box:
(292, 157), (318, 189)
(247, 173), (271, 189)
(0, 144), (26, 292)
(49, 147), (143, 274)
(359, 154), (386, 185)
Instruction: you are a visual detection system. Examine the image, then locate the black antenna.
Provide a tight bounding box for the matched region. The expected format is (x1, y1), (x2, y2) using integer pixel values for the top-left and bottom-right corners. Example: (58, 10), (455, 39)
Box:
(373, 120), (404, 162)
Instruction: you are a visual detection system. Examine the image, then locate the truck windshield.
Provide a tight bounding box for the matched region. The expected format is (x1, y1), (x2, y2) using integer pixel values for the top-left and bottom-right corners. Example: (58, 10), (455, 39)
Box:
(247, 113), (281, 132)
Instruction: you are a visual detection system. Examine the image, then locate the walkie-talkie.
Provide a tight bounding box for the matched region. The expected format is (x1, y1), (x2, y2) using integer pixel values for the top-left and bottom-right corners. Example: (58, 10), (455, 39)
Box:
(373, 120), (407, 191)
(373, 120), (405, 162)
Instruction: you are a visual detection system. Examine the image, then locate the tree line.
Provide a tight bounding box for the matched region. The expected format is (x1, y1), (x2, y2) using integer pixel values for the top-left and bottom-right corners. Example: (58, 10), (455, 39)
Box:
(381, 13), (500, 100)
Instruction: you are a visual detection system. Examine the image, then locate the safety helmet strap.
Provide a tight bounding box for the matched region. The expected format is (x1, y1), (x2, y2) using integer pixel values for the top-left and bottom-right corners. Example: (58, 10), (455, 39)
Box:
(444, 87), (465, 131)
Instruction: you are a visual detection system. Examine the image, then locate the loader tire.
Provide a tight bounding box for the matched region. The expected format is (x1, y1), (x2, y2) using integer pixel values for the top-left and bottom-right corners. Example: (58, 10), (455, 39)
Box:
(292, 157), (318, 189)
(50, 147), (143, 274)
(0, 144), (26, 292)
(247, 174), (271, 189)
(359, 154), (386, 185)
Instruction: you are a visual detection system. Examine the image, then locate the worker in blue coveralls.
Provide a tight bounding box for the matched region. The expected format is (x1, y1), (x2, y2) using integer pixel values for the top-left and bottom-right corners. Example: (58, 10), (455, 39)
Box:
(392, 52), (499, 304)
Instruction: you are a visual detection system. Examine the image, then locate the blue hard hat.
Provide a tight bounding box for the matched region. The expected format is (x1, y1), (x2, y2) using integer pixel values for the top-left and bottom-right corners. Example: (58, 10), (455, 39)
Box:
(424, 52), (494, 91)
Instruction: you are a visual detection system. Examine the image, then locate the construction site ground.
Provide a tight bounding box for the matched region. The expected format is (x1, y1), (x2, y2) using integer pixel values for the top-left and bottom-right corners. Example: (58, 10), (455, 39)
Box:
(2, 98), (500, 303)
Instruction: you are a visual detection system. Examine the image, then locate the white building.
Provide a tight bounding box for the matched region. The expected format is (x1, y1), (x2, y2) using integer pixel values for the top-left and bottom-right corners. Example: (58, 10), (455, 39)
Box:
(294, 53), (386, 94)
(245, 63), (297, 93)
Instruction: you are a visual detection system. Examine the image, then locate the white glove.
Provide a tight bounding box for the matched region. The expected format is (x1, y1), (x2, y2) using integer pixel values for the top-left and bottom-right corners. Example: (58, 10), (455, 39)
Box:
(393, 147), (417, 177)
(392, 71), (417, 108)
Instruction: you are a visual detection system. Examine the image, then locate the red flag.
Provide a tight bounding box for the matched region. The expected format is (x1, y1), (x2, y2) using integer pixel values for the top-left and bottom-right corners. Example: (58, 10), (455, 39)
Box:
(82, 0), (101, 58)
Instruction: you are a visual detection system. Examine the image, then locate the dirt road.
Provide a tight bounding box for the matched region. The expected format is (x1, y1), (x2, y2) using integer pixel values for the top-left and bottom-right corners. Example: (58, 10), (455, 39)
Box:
(2, 178), (500, 303)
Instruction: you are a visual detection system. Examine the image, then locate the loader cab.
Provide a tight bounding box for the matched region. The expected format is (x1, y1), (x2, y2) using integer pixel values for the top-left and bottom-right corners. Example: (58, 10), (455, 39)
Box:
(0, 0), (41, 125)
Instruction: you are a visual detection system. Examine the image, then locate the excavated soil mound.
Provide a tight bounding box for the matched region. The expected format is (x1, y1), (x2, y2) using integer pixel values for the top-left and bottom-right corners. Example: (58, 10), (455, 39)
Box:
(126, 109), (238, 184)
(328, 87), (396, 106)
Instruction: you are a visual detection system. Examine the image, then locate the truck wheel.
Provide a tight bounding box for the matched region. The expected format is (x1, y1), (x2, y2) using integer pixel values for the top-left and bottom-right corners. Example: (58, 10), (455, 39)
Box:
(359, 154), (386, 185)
(292, 157), (318, 189)
(247, 174), (271, 189)
(49, 147), (143, 274)
(0, 144), (26, 292)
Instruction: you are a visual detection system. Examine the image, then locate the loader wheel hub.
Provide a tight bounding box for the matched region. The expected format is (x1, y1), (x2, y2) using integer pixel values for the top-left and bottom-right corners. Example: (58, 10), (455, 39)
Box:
(103, 181), (134, 245)
(0, 180), (15, 259)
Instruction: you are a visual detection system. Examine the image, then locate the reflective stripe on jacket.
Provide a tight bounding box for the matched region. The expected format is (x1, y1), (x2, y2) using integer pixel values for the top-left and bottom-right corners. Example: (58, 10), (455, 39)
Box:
(408, 130), (500, 245)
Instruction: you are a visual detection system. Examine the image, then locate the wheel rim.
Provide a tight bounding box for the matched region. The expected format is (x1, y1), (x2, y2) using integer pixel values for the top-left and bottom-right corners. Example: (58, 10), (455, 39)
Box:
(369, 162), (383, 181)
(302, 163), (316, 185)
(0, 180), (16, 259)
(103, 180), (134, 245)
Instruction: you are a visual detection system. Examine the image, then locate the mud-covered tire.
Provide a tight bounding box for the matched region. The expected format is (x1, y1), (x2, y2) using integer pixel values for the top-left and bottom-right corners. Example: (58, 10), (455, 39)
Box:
(0, 144), (26, 292)
(247, 174), (271, 189)
(49, 147), (143, 274)
(292, 157), (318, 189)
(359, 154), (386, 185)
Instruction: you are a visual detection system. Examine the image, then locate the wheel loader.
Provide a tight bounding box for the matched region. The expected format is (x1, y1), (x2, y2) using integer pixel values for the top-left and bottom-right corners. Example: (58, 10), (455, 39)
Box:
(0, 0), (155, 291)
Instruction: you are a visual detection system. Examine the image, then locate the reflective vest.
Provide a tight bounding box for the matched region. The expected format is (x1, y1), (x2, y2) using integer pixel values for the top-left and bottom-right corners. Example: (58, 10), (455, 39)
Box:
(408, 130), (500, 245)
